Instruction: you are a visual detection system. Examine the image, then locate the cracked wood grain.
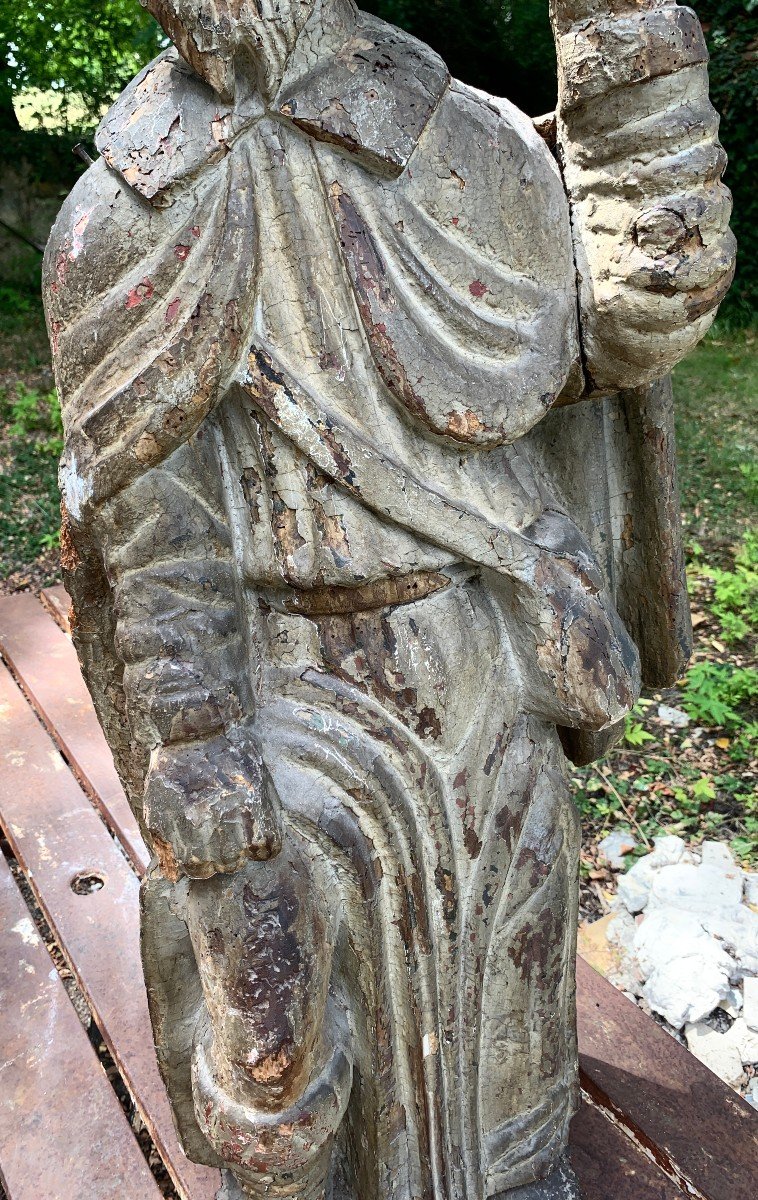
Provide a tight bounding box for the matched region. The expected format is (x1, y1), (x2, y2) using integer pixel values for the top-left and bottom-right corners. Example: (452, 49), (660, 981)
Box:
(42, 0), (734, 1196)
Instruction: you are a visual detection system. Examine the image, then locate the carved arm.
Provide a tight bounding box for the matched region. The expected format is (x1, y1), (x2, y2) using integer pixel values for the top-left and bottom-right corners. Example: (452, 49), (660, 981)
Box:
(99, 435), (281, 880)
(550, 0), (736, 392)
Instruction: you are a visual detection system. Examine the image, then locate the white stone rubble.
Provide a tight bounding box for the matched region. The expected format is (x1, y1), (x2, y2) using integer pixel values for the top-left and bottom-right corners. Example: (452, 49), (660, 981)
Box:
(743, 977), (758, 1032)
(685, 1021), (744, 1086)
(597, 827), (637, 870)
(719, 986), (743, 1018)
(603, 835), (758, 1100)
(656, 703), (690, 728)
(616, 834), (686, 914)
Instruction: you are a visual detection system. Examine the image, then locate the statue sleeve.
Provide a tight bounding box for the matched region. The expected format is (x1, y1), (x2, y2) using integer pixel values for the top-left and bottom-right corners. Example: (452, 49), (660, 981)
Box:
(98, 430), (250, 751)
(551, 0), (736, 392)
(43, 139), (258, 786)
(43, 145), (256, 523)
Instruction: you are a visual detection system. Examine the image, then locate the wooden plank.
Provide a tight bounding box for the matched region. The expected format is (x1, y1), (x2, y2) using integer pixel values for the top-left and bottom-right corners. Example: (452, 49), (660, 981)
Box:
(0, 592), (149, 873)
(0, 851), (162, 1200)
(577, 956), (758, 1199)
(40, 583), (72, 631)
(570, 1102), (685, 1199)
(0, 663), (221, 1200)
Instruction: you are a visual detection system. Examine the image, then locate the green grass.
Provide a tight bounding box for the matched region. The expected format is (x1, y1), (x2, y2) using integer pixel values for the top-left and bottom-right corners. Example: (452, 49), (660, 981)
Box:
(576, 325), (758, 871)
(0, 244), (51, 374)
(577, 519), (757, 868)
(673, 326), (758, 549)
(0, 382), (63, 581)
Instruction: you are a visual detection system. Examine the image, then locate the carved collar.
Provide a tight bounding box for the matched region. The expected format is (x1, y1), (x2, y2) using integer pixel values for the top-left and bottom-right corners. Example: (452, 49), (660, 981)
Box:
(95, 6), (449, 206)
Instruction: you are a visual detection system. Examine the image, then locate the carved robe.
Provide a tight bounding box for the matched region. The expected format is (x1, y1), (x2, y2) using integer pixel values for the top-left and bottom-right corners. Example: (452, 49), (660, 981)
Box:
(44, 1), (734, 1196)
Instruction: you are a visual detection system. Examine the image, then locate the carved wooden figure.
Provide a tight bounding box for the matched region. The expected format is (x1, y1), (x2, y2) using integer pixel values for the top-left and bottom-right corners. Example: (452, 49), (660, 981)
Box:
(44, 0), (734, 1196)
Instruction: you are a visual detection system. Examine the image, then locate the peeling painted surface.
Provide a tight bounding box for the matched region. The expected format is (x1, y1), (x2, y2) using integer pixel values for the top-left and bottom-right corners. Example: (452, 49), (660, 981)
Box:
(42, 0), (734, 1197)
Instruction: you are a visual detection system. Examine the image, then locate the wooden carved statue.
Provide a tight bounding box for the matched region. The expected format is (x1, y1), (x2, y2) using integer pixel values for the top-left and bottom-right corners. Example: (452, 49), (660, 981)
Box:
(44, 0), (734, 1195)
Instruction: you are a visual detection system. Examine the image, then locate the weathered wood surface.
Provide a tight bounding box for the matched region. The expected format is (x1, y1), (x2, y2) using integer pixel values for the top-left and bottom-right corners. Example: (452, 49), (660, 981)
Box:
(569, 1104), (682, 1200)
(0, 851), (162, 1200)
(38, 0), (736, 1192)
(577, 957), (758, 1199)
(40, 581), (73, 630)
(2, 594), (756, 1199)
(0, 592), (148, 872)
(0, 657), (221, 1200)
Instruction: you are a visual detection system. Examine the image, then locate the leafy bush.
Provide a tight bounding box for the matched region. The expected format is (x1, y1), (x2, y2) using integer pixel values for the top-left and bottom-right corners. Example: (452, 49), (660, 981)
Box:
(692, 0), (758, 324)
(691, 530), (758, 643)
(681, 661), (758, 728)
(1, 0), (166, 132)
(0, 384), (63, 573)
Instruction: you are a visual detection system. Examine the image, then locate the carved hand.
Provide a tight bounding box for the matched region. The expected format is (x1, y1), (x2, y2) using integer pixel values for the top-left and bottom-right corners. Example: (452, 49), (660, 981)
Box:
(143, 723), (282, 881)
(549, 0), (736, 390)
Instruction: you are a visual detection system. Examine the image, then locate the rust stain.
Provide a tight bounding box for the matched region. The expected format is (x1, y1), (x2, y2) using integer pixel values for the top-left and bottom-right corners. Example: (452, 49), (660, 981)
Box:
(125, 277), (155, 309)
(152, 833), (181, 882)
(59, 502), (81, 572)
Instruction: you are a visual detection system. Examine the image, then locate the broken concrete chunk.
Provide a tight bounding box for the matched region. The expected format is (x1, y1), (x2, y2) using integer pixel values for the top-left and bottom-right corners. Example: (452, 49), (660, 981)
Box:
(656, 703), (689, 727)
(702, 907), (758, 979)
(648, 861), (744, 916)
(744, 872), (758, 908)
(645, 955), (733, 1029)
(743, 976), (758, 1033)
(726, 1017), (758, 1066)
(616, 834), (687, 913)
(597, 827), (637, 869)
(617, 865), (653, 914)
(719, 986), (744, 1019)
(685, 1021), (745, 1087)
(634, 910), (735, 1027)
(701, 841), (737, 872)
(647, 834), (687, 866)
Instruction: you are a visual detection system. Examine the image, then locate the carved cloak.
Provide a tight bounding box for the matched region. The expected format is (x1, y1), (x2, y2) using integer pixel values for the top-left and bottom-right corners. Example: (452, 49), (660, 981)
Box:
(44, 12), (690, 1195)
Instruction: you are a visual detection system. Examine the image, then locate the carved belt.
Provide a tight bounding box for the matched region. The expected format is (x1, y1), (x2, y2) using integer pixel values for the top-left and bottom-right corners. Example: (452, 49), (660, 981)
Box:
(276, 569), (451, 617)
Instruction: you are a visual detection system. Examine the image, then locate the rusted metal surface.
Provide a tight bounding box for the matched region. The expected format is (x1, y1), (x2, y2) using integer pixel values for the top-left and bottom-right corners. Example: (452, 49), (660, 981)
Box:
(577, 957), (758, 1199)
(0, 662), (221, 1200)
(0, 592), (149, 872)
(569, 1103), (684, 1199)
(0, 851), (162, 1200)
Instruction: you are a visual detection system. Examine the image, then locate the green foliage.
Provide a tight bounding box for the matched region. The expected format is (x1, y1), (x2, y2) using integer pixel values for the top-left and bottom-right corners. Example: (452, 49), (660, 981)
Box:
(693, 530), (758, 643)
(5, 381), (62, 449)
(368, 0), (756, 321)
(3, 0), (755, 320)
(691, 0), (758, 323)
(1, 0), (165, 130)
(673, 328), (757, 545)
(681, 661), (758, 728)
(576, 750), (756, 864)
(0, 383), (63, 574)
(624, 703), (656, 747)
(575, 754), (755, 855)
